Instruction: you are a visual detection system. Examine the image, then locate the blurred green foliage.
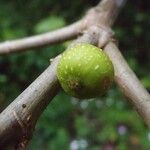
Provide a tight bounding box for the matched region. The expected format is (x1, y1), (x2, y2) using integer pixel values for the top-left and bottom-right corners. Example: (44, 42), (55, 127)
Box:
(0, 0), (149, 149)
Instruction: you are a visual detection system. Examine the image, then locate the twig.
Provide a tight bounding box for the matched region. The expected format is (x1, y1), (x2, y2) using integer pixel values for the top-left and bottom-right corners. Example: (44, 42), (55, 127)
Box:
(0, 0), (126, 55)
(104, 42), (150, 126)
(0, 20), (84, 55)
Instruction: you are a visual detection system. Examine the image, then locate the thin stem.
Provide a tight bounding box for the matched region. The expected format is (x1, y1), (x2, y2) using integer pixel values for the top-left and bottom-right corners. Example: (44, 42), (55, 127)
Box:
(0, 20), (84, 55)
(104, 42), (150, 126)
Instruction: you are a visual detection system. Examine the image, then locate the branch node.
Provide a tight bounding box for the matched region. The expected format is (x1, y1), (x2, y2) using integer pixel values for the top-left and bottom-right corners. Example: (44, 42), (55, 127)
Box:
(13, 111), (25, 131)
(98, 26), (114, 48)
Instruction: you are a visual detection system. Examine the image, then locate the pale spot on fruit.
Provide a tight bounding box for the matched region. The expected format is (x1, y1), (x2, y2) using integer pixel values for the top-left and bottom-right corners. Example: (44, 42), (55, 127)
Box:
(63, 57), (66, 60)
(94, 65), (99, 70)
(65, 65), (68, 69)
(78, 64), (81, 67)
(81, 45), (85, 49)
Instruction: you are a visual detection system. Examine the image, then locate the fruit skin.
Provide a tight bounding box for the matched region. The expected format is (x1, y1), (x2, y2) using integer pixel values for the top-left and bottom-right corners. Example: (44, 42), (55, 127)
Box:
(57, 43), (114, 99)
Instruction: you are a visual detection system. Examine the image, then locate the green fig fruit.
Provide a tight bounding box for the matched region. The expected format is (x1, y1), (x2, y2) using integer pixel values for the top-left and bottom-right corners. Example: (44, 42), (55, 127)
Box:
(57, 43), (114, 99)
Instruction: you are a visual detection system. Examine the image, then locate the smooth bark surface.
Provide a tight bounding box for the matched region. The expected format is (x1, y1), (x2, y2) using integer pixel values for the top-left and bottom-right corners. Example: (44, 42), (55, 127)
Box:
(0, 21), (84, 55)
(0, 57), (60, 148)
(104, 42), (150, 126)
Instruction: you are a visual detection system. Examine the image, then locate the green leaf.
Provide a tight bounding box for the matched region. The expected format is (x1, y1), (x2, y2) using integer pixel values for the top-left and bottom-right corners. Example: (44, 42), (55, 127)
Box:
(34, 16), (65, 33)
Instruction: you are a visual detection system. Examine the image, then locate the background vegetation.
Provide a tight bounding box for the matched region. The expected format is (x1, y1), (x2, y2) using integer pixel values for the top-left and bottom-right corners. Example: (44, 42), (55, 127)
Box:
(0, 0), (149, 149)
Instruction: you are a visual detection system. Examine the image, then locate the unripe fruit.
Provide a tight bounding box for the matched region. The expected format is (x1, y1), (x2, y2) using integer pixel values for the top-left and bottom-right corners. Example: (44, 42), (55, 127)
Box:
(57, 43), (114, 99)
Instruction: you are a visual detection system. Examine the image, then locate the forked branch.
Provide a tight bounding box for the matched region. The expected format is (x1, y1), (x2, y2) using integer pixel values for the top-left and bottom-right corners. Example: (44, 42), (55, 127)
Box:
(0, 0), (150, 149)
(0, 0), (125, 55)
